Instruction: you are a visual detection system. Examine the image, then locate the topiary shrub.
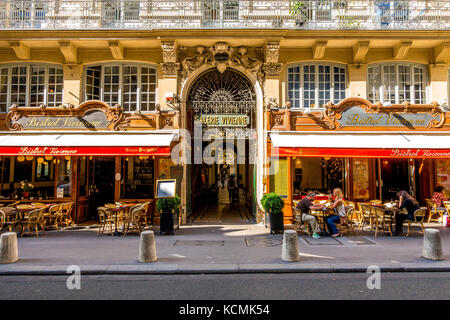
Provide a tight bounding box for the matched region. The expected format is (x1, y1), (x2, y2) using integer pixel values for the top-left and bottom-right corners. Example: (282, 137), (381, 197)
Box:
(261, 193), (285, 215)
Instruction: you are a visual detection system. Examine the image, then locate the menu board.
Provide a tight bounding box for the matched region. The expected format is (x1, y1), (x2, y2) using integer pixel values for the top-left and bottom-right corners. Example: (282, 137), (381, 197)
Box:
(156, 179), (177, 198)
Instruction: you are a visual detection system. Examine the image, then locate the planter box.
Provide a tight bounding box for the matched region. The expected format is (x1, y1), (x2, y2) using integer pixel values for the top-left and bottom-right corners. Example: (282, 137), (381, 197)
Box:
(269, 212), (284, 234)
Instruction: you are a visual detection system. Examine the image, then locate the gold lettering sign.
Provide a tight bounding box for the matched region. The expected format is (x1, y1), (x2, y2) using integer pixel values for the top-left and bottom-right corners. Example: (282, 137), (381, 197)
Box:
(194, 114), (249, 127)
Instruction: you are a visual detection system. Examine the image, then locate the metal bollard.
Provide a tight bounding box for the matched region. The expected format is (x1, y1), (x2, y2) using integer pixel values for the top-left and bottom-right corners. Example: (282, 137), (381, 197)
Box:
(422, 228), (443, 261)
(0, 232), (19, 264)
(281, 230), (301, 262)
(138, 230), (158, 263)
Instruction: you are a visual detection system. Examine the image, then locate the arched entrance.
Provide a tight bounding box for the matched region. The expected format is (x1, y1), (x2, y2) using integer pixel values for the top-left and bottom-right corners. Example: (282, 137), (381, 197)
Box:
(187, 68), (257, 224)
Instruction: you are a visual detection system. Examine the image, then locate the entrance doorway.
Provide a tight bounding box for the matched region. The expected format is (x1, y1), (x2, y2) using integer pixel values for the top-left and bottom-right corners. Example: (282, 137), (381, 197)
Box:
(187, 68), (256, 224)
(87, 157), (115, 220)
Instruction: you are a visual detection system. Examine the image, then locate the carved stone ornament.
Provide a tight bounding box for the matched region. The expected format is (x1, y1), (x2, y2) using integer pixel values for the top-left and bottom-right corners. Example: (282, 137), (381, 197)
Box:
(161, 62), (180, 77)
(6, 101), (130, 131)
(181, 42), (264, 83)
(263, 62), (283, 77)
(320, 97), (445, 130)
(161, 41), (177, 63)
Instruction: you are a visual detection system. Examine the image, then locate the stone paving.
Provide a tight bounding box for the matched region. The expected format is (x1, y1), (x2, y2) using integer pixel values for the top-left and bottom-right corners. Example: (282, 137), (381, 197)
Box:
(0, 218), (449, 274)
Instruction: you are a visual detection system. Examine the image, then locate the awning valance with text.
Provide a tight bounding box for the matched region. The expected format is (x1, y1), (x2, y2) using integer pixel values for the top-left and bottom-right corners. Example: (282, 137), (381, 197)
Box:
(270, 132), (450, 158)
(0, 132), (176, 156)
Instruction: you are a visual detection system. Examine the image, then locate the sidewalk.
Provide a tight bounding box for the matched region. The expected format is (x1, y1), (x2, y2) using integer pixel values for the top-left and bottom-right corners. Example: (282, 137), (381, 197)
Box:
(0, 222), (449, 275)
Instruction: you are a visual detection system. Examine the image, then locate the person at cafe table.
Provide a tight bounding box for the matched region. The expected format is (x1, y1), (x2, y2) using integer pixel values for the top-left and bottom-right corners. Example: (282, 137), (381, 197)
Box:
(394, 190), (420, 236)
(431, 186), (447, 210)
(296, 191), (324, 239)
(325, 188), (346, 238)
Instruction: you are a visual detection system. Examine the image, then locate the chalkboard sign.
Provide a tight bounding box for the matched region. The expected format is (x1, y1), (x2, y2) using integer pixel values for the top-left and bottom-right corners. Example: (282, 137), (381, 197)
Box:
(156, 179), (177, 198)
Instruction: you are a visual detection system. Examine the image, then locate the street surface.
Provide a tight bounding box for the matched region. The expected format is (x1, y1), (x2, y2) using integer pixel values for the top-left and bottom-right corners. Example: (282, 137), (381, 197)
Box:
(0, 273), (448, 300)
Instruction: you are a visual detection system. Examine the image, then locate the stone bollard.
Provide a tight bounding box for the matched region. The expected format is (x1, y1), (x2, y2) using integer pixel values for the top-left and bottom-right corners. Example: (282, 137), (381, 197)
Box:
(0, 232), (19, 264)
(422, 229), (443, 261)
(138, 230), (157, 263)
(281, 230), (300, 262)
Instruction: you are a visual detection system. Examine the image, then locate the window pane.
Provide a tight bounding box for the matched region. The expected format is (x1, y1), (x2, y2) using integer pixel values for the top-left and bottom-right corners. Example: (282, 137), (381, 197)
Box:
(413, 67), (425, 104)
(102, 65), (120, 106)
(0, 68), (9, 112)
(383, 65), (396, 103)
(398, 65), (411, 103)
(10, 66), (27, 107)
(140, 67), (157, 112)
(287, 66), (301, 108)
(303, 65), (315, 108)
(47, 66), (64, 107)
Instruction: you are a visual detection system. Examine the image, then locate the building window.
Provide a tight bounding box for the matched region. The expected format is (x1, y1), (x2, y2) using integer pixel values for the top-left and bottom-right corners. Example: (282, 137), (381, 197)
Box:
(367, 63), (427, 104)
(287, 63), (347, 109)
(84, 63), (157, 113)
(0, 63), (64, 112)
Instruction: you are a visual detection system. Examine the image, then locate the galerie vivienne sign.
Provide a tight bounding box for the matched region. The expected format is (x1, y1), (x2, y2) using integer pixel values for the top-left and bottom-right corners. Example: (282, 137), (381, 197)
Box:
(194, 114), (249, 127)
(337, 106), (440, 128)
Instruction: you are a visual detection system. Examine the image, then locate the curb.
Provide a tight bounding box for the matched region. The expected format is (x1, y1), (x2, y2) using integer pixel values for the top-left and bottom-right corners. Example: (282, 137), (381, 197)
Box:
(0, 262), (449, 276)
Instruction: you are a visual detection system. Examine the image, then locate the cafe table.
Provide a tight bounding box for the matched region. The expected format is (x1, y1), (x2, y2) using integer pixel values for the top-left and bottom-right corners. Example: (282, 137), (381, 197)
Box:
(107, 203), (136, 236)
(311, 206), (335, 233)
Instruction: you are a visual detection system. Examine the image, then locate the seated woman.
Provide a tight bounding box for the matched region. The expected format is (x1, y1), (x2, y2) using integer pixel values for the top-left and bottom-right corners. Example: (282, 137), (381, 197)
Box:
(431, 186), (447, 209)
(326, 188), (346, 238)
(394, 190), (420, 236)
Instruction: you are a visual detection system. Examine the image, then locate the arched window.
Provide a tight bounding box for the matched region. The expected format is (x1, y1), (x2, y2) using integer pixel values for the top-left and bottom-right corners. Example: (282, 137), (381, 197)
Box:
(367, 62), (427, 104)
(84, 63), (157, 113)
(0, 63), (63, 112)
(287, 63), (347, 109)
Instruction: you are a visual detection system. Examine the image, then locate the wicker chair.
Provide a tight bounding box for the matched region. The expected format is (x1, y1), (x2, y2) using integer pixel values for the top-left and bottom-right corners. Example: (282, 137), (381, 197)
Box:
(372, 207), (393, 237)
(358, 203), (373, 231)
(61, 202), (75, 228)
(20, 207), (46, 237)
(97, 206), (114, 236)
(339, 206), (356, 237)
(122, 205), (146, 236)
(0, 208), (21, 232)
(47, 204), (64, 231)
(291, 206), (311, 236)
(405, 208), (427, 237)
(425, 198), (445, 223)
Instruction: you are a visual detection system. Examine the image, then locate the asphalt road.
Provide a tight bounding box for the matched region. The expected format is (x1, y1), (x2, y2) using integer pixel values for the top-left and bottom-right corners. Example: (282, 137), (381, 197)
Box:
(0, 272), (449, 301)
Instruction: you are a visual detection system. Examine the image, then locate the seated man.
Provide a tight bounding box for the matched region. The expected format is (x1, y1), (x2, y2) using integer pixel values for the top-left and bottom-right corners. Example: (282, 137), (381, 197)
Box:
(296, 192), (324, 239)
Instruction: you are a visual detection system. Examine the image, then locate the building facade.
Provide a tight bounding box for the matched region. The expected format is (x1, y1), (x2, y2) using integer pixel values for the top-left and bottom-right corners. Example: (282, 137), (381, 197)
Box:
(0, 0), (449, 224)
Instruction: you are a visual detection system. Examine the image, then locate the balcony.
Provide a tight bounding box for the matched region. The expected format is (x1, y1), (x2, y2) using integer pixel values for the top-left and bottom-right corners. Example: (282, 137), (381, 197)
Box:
(0, 0), (449, 31)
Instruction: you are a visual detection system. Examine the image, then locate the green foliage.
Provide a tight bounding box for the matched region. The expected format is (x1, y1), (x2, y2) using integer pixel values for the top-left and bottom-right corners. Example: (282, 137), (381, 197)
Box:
(261, 193), (285, 215)
(156, 195), (181, 214)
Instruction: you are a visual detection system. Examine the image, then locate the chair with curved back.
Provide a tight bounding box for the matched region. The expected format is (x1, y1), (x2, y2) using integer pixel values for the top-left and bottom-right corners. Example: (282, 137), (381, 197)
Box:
(20, 207), (46, 237)
(47, 204), (64, 231)
(0, 208), (21, 232)
(61, 202), (75, 228)
(140, 201), (152, 228)
(6, 201), (20, 208)
(372, 206), (393, 237)
(405, 207), (427, 237)
(338, 206), (356, 237)
(425, 198), (445, 223)
(291, 206), (311, 236)
(97, 206), (114, 236)
(122, 205), (146, 236)
(358, 203), (373, 231)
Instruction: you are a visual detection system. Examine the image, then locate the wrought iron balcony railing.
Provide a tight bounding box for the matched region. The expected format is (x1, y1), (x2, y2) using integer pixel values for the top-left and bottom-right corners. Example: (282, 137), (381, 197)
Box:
(0, 0), (449, 31)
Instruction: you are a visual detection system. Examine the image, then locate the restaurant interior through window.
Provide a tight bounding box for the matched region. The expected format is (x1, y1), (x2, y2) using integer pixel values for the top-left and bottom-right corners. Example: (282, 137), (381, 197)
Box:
(0, 155), (181, 223)
(279, 156), (439, 204)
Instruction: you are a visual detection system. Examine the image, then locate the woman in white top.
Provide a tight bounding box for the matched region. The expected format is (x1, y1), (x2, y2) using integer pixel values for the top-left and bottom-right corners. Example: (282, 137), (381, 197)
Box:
(326, 188), (346, 237)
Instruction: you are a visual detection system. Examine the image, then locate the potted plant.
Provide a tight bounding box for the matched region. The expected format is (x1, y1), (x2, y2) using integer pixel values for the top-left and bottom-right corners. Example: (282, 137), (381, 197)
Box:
(20, 180), (34, 199)
(156, 195), (181, 235)
(261, 193), (285, 234)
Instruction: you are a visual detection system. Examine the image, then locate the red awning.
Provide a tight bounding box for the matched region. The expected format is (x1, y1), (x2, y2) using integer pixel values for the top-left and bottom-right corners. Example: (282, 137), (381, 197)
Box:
(273, 147), (450, 158)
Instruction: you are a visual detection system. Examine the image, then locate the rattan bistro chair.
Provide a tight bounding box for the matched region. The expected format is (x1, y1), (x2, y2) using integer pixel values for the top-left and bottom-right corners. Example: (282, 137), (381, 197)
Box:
(20, 207), (46, 237)
(405, 208), (427, 237)
(122, 205), (146, 236)
(0, 208), (21, 232)
(61, 202), (75, 228)
(47, 204), (64, 231)
(425, 198), (445, 223)
(291, 206), (311, 236)
(338, 206), (356, 237)
(97, 206), (114, 236)
(358, 203), (373, 231)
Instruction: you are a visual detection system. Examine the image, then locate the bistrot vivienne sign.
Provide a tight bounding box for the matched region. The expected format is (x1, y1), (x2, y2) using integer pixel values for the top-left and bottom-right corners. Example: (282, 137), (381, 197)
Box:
(16, 110), (110, 129)
(274, 147), (450, 158)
